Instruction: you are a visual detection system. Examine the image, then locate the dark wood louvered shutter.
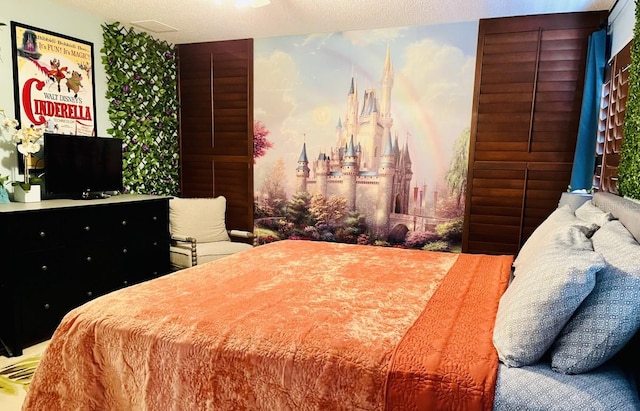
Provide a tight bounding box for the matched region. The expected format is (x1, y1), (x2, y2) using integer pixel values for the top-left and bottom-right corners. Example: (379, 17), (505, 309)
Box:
(176, 39), (254, 232)
(594, 41), (632, 194)
(463, 12), (608, 255)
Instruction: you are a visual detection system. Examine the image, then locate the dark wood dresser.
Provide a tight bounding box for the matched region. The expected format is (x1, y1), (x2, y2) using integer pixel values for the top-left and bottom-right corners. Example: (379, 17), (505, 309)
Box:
(0, 194), (171, 357)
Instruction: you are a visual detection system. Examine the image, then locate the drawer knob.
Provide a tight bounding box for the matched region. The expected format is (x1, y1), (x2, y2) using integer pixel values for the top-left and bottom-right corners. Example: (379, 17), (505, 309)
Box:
(44, 303), (50, 310)
(123, 280), (129, 286)
(41, 265), (48, 271)
(122, 248), (128, 254)
(86, 256), (92, 262)
(153, 241), (158, 246)
(87, 291), (93, 297)
(121, 220), (127, 226)
(84, 226), (91, 232)
(153, 216), (158, 221)
(39, 231), (46, 238)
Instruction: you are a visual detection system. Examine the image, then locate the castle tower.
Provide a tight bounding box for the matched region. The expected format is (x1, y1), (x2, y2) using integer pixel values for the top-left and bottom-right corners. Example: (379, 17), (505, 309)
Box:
(380, 44), (394, 123)
(330, 146), (341, 172)
(345, 78), (359, 141)
(378, 44), (395, 172)
(316, 152), (330, 197)
(296, 142), (310, 194)
(358, 89), (382, 171)
(396, 136), (413, 214)
(376, 132), (396, 237)
(341, 135), (359, 210)
(335, 117), (345, 147)
(392, 132), (402, 212)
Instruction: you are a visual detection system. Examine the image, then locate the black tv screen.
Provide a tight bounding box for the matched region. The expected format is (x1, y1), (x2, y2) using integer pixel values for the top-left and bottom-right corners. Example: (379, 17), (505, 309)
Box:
(44, 133), (123, 199)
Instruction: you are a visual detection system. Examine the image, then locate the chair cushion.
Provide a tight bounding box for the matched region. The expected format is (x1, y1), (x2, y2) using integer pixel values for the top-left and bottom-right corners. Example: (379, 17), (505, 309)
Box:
(493, 225), (605, 367)
(550, 220), (640, 374)
(196, 241), (253, 263)
(170, 196), (230, 243)
(170, 241), (252, 267)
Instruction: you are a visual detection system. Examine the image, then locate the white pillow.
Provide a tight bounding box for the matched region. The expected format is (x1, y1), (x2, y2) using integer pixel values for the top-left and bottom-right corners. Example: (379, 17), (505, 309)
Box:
(513, 205), (598, 270)
(493, 225), (605, 367)
(574, 201), (614, 227)
(169, 196), (230, 243)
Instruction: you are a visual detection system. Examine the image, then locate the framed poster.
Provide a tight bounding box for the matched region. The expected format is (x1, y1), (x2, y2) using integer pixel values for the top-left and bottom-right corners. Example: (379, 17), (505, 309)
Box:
(10, 22), (97, 137)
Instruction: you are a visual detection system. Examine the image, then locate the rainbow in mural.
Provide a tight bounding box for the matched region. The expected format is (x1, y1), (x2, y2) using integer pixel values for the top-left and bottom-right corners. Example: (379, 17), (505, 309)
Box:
(254, 22), (477, 250)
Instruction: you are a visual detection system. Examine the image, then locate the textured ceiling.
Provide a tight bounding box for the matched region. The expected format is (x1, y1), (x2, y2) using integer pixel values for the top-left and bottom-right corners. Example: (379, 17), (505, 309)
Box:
(52, 0), (616, 44)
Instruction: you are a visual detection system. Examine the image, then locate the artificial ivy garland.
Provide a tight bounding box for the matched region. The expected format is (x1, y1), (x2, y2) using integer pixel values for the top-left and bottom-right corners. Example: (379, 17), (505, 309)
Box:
(101, 22), (179, 196)
(618, 0), (640, 200)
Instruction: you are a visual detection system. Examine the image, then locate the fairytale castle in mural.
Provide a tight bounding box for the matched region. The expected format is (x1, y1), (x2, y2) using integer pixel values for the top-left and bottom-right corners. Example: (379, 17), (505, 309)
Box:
(295, 46), (415, 238)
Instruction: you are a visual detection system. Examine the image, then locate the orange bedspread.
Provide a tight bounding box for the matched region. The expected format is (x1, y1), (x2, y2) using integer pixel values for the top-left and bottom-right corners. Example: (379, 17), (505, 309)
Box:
(23, 240), (512, 410)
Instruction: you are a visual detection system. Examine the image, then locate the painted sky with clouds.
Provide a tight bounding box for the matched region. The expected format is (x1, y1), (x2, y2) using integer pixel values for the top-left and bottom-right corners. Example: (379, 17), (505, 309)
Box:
(254, 21), (478, 198)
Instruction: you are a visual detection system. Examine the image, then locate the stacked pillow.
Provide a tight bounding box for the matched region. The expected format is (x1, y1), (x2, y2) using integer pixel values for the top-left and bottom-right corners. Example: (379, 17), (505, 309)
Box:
(550, 220), (640, 374)
(494, 199), (640, 376)
(493, 224), (605, 367)
(512, 204), (598, 271)
(574, 200), (614, 227)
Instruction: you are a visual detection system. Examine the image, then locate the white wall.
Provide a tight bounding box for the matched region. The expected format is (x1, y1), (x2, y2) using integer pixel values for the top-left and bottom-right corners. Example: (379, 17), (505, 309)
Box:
(0, 0), (109, 182)
(609, 0), (635, 57)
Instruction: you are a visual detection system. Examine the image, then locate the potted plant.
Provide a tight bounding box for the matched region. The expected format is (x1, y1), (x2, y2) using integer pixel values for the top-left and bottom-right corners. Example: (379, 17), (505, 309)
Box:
(0, 174), (9, 204)
(1, 108), (44, 202)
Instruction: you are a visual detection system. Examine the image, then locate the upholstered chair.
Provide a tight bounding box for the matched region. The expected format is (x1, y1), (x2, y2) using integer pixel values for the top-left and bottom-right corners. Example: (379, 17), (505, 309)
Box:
(169, 196), (253, 269)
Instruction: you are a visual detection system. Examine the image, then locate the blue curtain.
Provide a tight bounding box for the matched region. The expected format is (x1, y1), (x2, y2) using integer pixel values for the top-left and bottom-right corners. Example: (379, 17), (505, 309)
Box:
(569, 29), (607, 191)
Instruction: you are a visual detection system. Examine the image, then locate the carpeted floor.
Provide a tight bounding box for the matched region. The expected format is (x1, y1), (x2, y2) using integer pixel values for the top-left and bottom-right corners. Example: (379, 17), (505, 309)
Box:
(0, 341), (48, 411)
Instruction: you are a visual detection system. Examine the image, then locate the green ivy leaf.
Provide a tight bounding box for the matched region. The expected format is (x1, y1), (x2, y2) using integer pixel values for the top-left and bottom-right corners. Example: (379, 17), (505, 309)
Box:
(102, 23), (179, 196)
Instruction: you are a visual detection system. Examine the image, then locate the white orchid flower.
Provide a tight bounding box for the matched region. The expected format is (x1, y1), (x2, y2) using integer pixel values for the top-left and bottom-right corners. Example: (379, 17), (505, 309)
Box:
(18, 141), (41, 155)
(2, 117), (19, 129)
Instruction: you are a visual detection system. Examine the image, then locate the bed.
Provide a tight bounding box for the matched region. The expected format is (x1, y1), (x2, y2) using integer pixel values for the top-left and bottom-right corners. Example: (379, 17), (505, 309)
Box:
(22, 192), (640, 410)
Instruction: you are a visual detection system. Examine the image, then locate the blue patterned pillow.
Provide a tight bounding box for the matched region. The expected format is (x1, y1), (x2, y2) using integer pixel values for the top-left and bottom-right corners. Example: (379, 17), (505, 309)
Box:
(550, 220), (640, 374)
(494, 361), (640, 410)
(493, 225), (605, 367)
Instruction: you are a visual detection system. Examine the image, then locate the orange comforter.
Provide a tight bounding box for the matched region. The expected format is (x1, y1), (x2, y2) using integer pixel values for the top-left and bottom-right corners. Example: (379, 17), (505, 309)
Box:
(23, 240), (512, 410)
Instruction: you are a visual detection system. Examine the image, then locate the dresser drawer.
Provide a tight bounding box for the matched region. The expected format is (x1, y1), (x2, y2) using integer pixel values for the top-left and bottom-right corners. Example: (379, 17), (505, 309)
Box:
(19, 282), (69, 347)
(18, 249), (67, 286)
(6, 211), (65, 250)
(116, 236), (170, 284)
(67, 243), (119, 296)
(110, 201), (169, 237)
(64, 207), (115, 242)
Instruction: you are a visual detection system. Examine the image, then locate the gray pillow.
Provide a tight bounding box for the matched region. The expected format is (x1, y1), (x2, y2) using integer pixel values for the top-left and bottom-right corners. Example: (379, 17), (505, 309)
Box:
(550, 220), (640, 374)
(513, 205), (598, 271)
(493, 225), (605, 367)
(592, 192), (640, 244)
(494, 362), (640, 411)
(574, 200), (614, 227)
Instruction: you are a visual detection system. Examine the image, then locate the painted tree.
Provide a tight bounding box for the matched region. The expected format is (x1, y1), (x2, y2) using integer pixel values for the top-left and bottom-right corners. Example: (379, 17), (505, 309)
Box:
(445, 128), (470, 207)
(253, 120), (274, 164)
(310, 194), (347, 230)
(286, 191), (314, 226)
(338, 210), (368, 243)
(260, 158), (288, 216)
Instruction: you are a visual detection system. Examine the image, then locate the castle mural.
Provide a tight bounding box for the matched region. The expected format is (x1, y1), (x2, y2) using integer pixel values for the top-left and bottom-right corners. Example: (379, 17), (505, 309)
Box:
(254, 22), (477, 250)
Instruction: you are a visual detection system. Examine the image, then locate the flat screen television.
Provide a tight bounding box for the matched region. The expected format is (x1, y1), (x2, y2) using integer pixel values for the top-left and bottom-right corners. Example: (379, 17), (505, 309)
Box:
(43, 133), (123, 199)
